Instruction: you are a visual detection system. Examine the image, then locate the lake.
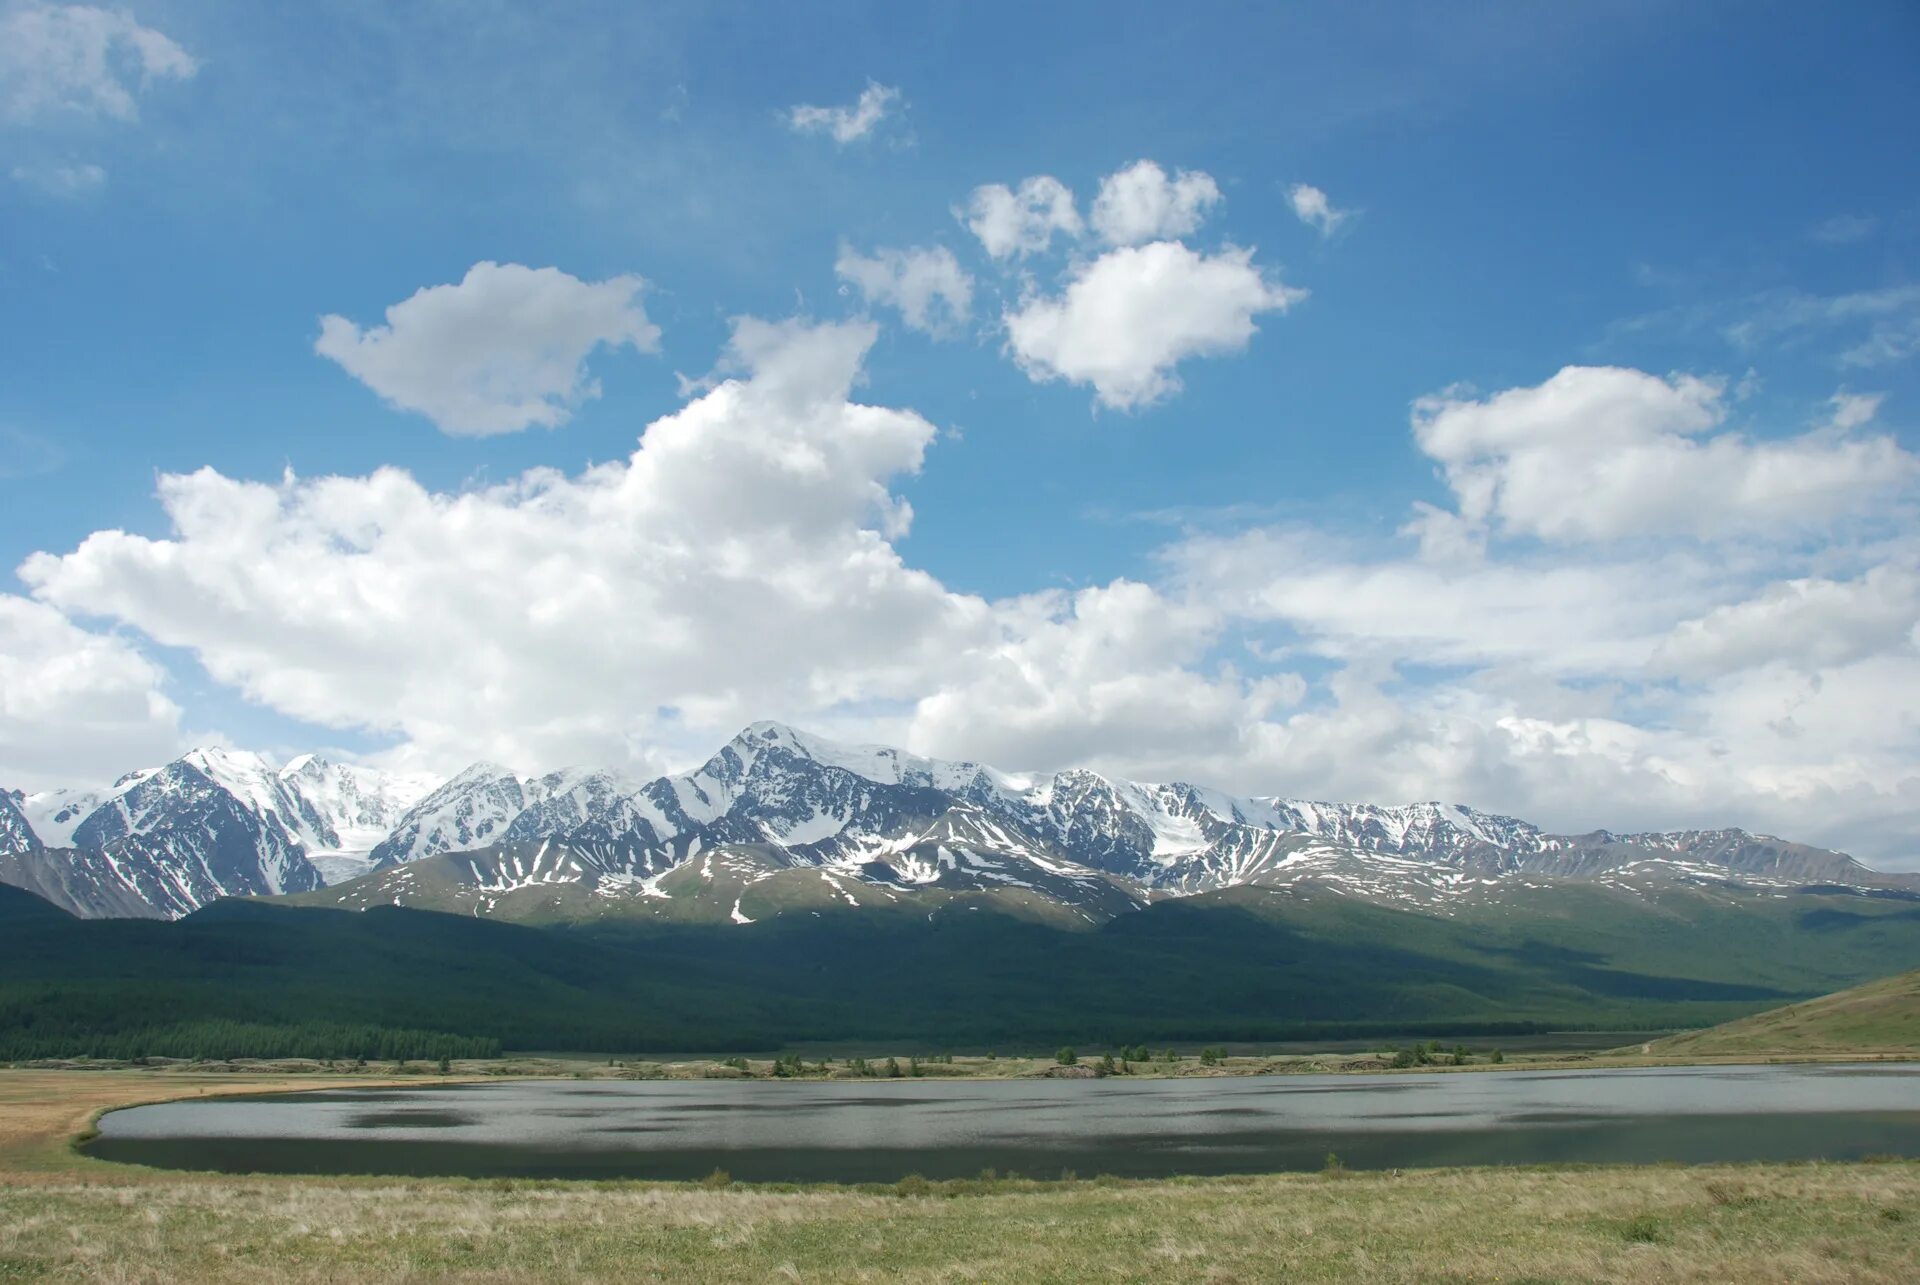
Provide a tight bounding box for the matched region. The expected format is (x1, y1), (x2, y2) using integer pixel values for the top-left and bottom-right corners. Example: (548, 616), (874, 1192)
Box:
(88, 1063), (1920, 1183)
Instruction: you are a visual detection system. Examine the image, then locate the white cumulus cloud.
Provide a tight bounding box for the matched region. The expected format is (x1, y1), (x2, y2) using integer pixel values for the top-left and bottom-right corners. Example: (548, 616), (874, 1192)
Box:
(961, 175), (1082, 260)
(835, 244), (973, 336)
(1650, 565), (1920, 680)
(23, 318), (991, 776)
(909, 579), (1303, 781)
(785, 81), (901, 144)
(1135, 370), (1920, 864)
(0, 595), (183, 791)
(15, 325), (1920, 867)
(0, 2), (196, 122)
(1090, 160), (1222, 245)
(1412, 366), (1916, 542)
(315, 261), (660, 437)
(1090, 160), (1221, 245)
(1004, 241), (1305, 410)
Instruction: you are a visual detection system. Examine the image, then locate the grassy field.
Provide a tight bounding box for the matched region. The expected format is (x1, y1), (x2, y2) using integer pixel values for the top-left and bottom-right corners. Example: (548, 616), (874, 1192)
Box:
(1, 1068), (1917, 1282)
(1649, 969), (1920, 1058)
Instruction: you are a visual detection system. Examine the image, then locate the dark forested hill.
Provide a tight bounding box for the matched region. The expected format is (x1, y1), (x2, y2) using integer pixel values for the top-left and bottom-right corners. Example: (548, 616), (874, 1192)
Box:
(4, 877), (1918, 1060)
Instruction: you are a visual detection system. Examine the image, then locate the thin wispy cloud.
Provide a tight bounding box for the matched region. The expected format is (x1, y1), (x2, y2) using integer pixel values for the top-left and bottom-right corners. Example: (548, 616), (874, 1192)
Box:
(1808, 213), (1879, 245)
(1607, 283), (1920, 371)
(10, 159), (104, 196)
(0, 2), (196, 122)
(1288, 183), (1349, 236)
(0, 425), (66, 479)
(835, 244), (973, 336)
(785, 81), (902, 144)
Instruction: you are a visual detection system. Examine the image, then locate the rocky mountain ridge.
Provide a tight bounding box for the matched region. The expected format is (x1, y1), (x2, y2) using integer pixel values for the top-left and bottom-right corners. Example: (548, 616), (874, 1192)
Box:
(0, 748), (430, 917)
(4, 722), (1913, 921)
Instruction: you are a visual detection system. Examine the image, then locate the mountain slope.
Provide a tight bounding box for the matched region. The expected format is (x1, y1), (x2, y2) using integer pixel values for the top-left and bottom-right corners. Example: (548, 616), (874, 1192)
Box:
(0, 789), (39, 856)
(1646, 967), (1920, 1057)
(17, 787), (102, 848)
(367, 762), (527, 867)
(275, 754), (435, 881)
(0, 879), (70, 922)
(70, 751), (323, 906)
(8, 878), (1920, 1058)
(0, 751), (433, 917)
(7, 721), (1916, 923)
(295, 721), (1918, 930)
(0, 846), (170, 918)
(290, 829), (1146, 928)
(500, 767), (647, 844)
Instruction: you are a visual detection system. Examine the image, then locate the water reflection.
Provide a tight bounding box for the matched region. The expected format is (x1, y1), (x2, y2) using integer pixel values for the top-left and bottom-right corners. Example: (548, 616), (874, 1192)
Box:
(88, 1063), (1920, 1183)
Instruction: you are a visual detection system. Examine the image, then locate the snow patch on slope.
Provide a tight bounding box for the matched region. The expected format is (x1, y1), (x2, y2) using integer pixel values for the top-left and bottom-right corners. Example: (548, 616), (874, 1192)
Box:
(20, 787), (103, 847)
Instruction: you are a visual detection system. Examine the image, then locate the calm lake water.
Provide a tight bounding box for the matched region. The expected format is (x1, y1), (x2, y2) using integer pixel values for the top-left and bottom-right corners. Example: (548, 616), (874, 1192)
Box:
(89, 1063), (1920, 1183)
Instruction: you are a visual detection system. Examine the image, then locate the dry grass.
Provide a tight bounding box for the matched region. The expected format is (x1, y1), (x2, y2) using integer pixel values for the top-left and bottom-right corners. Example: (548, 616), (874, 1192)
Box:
(1651, 969), (1920, 1058)
(1, 1068), (1915, 1282)
(2, 1159), (1915, 1282)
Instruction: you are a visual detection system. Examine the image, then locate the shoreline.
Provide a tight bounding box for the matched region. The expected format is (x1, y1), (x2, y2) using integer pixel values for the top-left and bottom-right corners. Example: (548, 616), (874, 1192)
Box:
(15, 1043), (1920, 1089)
(14, 1049), (1918, 1184)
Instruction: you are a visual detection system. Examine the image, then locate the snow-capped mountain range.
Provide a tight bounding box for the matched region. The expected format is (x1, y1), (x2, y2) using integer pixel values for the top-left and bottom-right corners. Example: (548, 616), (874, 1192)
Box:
(2, 722), (1913, 922)
(0, 748), (432, 917)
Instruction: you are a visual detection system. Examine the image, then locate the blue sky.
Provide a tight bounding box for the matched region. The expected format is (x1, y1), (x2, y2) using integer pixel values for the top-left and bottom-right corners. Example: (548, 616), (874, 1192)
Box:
(3, 1), (1918, 864)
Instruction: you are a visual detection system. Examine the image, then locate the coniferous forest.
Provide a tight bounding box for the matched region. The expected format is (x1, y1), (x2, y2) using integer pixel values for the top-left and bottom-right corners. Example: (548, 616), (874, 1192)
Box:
(4, 882), (1915, 1060)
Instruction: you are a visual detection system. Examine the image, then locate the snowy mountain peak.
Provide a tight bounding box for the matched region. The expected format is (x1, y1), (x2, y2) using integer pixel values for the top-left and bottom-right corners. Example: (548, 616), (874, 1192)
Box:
(725, 721), (874, 775)
(733, 719), (809, 750)
(182, 745), (276, 773)
(446, 760), (521, 787)
(17, 786), (105, 848)
(179, 746), (292, 824)
(1238, 796), (1545, 860)
(0, 789), (40, 856)
(58, 750), (324, 911)
(501, 766), (651, 845)
(5, 748), (437, 910)
(532, 764), (645, 794)
(10, 722), (1913, 924)
(271, 754), (438, 882)
(367, 761), (527, 868)
(723, 721), (1012, 794)
(278, 752), (327, 777)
